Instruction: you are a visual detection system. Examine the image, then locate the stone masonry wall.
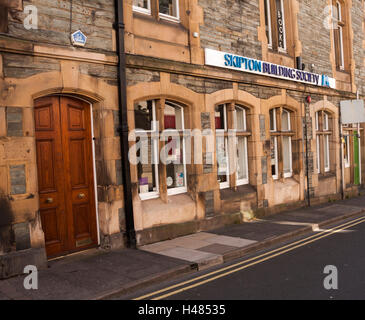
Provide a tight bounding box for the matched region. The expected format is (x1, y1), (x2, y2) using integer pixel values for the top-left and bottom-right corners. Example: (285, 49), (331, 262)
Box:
(7, 0), (115, 52)
(198, 0), (262, 59)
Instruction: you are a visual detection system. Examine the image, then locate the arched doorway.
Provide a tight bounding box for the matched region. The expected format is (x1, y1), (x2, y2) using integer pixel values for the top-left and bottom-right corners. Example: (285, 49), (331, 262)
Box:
(34, 96), (98, 258)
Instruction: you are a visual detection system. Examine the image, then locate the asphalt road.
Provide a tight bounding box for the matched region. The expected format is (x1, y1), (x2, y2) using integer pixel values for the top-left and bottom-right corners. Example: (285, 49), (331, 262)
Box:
(123, 215), (365, 300)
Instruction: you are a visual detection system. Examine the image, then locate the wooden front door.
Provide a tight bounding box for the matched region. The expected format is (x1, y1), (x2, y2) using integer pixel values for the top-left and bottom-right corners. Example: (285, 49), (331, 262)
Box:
(34, 96), (98, 258)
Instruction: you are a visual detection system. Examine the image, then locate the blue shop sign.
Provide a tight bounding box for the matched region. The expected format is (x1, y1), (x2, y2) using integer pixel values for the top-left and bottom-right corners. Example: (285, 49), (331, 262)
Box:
(205, 48), (336, 89)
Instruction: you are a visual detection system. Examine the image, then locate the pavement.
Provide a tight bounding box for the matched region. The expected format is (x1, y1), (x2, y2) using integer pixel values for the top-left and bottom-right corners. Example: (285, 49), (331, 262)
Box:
(1, 195), (365, 300)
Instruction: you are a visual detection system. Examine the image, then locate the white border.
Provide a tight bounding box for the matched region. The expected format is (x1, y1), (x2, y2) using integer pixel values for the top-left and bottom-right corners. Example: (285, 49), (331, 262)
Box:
(132, 0), (151, 15)
(159, 0), (180, 23)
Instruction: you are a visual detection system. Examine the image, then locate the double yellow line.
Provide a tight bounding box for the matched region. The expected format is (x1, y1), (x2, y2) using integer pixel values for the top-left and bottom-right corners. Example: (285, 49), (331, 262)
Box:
(134, 214), (365, 300)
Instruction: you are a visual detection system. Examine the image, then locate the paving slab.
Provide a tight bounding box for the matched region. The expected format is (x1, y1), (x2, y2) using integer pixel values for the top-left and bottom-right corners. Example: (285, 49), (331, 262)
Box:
(158, 247), (221, 263)
(204, 235), (257, 247)
(211, 220), (304, 241)
(198, 244), (238, 255)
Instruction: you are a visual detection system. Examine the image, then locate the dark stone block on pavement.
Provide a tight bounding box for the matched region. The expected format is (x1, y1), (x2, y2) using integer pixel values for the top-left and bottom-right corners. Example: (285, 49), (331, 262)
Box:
(13, 222), (31, 251)
(0, 247), (47, 279)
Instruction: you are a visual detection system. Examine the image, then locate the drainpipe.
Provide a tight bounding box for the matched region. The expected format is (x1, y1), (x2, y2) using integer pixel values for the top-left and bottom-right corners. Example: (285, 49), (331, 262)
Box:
(114, 0), (136, 249)
(339, 106), (345, 200)
(304, 98), (311, 207)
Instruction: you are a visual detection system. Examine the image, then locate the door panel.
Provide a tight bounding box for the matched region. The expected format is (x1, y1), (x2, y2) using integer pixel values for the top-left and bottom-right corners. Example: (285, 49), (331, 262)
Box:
(35, 97), (67, 257)
(35, 96), (98, 258)
(354, 131), (360, 185)
(60, 97), (98, 253)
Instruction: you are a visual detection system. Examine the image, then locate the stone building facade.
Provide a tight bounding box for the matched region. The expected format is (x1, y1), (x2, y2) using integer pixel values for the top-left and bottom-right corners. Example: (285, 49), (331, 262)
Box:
(0, 0), (125, 277)
(124, 0), (365, 245)
(1, 0), (365, 277)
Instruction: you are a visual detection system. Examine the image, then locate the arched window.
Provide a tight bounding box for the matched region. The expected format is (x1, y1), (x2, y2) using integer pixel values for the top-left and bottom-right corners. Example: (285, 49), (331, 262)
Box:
(315, 111), (332, 174)
(270, 107), (294, 179)
(134, 100), (159, 200)
(164, 101), (187, 195)
(134, 99), (187, 200)
(215, 103), (250, 189)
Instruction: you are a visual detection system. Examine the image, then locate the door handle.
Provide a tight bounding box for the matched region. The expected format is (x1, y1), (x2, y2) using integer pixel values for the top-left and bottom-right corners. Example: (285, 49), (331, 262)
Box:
(45, 198), (53, 204)
(78, 193), (86, 199)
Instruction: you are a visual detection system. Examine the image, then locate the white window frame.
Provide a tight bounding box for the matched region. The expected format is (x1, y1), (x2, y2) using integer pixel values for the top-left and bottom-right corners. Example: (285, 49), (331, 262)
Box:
(216, 104), (230, 189)
(133, 0), (151, 15)
(324, 135), (330, 172)
(270, 108), (279, 180)
(316, 111), (320, 173)
(159, 0), (180, 23)
(323, 112), (330, 172)
(265, 0), (273, 49)
(136, 100), (160, 201)
(316, 135), (321, 174)
(235, 106), (249, 186)
(334, 1), (345, 70)
(277, 0), (287, 53)
(165, 101), (188, 196)
(344, 133), (350, 168)
(282, 109), (292, 178)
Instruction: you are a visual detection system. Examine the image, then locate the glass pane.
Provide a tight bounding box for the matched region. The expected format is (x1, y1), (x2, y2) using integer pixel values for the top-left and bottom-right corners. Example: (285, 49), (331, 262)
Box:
(339, 26), (344, 68)
(270, 109), (276, 131)
(276, 0), (285, 49)
(270, 136), (278, 176)
(283, 136), (291, 174)
(264, 0), (272, 46)
(134, 100), (154, 131)
(316, 136), (320, 173)
(324, 113), (329, 131)
(235, 106), (246, 131)
(133, 0), (149, 10)
(324, 135), (330, 170)
(315, 111), (319, 131)
(137, 138), (158, 194)
(336, 2), (341, 22)
(215, 105), (226, 130)
(237, 137), (248, 181)
(281, 110), (290, 131)
(166, 135), (185, 189)
(164, 102), (183, 130)
(217, 135), (228, 183)
(159, 0), (178, 17)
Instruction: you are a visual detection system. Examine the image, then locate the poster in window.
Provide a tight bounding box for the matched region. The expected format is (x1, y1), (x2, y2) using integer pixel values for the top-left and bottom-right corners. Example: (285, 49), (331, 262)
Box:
(176, 172), (184, 187)
(139, 177), (149, 194)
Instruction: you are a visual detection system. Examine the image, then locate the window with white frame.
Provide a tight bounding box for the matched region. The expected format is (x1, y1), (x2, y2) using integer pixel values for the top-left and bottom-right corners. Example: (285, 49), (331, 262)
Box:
(133, 0), (151, 14)
(270, 108), (279, 179)
(270, 107), (294, 179)
(281, 109), (292, 178)
(134, 100), (159, 200)
(133, 0), (180, 22)
(332, 0), (346, 70)
(159, 0), (179, 21)
(164, 101), (187, 195)
(343, 133), (350, 168)
(234, 106), (249, 186)
(264, 0), (273, 48)
(315, 111), (332, 174)
(215, 104), (250, 189)
(215, 104), (230, 189)
(264, 0), (287, 52)
(134, 99), (187, 200)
